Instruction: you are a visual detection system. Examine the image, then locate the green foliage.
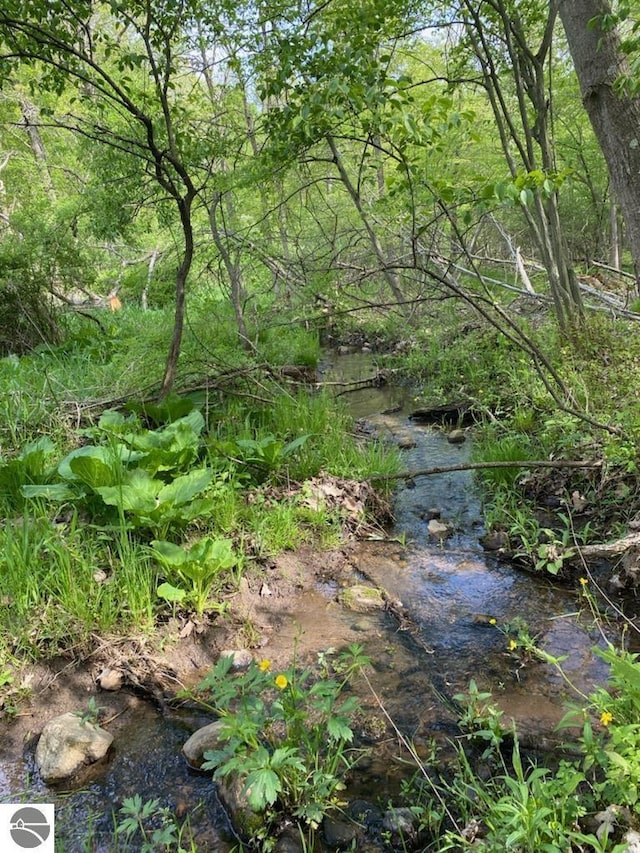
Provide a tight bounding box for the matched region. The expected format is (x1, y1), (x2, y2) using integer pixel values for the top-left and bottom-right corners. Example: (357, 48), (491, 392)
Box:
(17, 409), (215, 535)
(151, 536), (238, 615)
(116, 795), (198, 853)
(472, 432), (536, 487)
(195, 645), (369, 838)
(453, 679), (512, 757)
(218, 433), (312, 483)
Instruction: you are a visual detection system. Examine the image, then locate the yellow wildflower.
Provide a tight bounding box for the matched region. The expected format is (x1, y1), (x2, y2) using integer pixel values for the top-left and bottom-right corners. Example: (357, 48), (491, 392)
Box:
(258, 659), (271, 672)
(600, 711), (613, 727)
(509, 639), (518, 651)
(489, 618), (497, 626)
(579, 577), (588, 586)
(275, 674), (288, 690)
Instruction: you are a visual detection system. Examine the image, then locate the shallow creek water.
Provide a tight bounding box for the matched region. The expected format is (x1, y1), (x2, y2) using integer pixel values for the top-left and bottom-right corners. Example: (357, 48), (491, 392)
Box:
(329, 353), (611, 729)
(1, 351), (617, 850)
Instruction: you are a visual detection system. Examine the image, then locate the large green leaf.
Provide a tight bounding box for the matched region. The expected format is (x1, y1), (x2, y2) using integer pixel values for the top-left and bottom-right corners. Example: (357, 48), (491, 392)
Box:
(157, 467), (212, 507)
(17, 436), (56, 475)
(21, 483), (81, 501)
(150, 539), (189, 568)
(69, 454), (119, 490)
(58, 446), (117, 483)
(157, 582), (187, 603)
(192, 537), (237, 570)
(96, 469), (160, 512)
(127, 392), (196, 425)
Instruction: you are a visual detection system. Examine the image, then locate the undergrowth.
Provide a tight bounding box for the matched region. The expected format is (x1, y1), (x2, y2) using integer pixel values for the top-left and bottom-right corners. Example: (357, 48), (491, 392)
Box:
(0, 310), (399, 664)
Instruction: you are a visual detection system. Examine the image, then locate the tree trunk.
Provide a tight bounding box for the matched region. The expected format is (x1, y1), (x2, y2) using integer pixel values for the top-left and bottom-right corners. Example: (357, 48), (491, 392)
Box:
(208, 192), (251, 349)
(559, 0), (640, 289)
(159, 194), (195, 398)
(610, 199), (621, 270)
(20, 98), (56, 200)
(461, 0), (583, 328)
(326, 133), (407, 311)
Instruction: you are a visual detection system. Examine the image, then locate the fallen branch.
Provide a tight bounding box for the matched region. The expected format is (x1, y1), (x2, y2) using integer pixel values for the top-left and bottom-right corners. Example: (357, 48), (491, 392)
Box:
(368, 458), (602, 481)
(575, 531), (640, 562)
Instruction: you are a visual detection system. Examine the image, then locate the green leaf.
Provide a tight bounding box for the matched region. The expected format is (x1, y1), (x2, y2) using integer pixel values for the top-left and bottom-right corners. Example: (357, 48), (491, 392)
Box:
(326, 716), (353, 742)
(96, 469), (160, 512)
(157, 467), (212, 507)
(244, 767), (281, 810)
(58, 446), (117, 483)
(150, 539), (188, 567)
(21, 483), (80, 501)
(69, 454), (119, 490)
(157, 582), (187, 603)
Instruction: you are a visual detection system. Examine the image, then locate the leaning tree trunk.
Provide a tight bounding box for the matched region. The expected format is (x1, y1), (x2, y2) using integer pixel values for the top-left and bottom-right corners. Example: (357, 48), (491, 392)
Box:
(559, 0), (640, 290)
(159, 193), (195, 398)
(325, 133), (408, 313)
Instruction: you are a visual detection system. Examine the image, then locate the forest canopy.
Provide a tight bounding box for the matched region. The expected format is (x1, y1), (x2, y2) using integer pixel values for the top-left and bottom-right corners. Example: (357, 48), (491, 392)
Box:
(0, 0), (638, 389)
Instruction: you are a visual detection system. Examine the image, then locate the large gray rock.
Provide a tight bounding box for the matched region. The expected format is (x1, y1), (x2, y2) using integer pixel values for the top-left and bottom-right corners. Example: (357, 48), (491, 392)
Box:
(36, 712), (113, 783)
(188, 719), (263, 840)
(182, 720), (226, 769)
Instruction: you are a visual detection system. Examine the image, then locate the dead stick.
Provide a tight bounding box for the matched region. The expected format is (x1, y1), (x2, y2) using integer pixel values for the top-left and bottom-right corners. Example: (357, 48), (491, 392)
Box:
(368, 459), (602, 481)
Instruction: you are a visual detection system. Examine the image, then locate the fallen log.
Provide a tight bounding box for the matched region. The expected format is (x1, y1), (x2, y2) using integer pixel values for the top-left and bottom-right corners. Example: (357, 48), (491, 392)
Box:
(368, 459), (602, 481)
(575, 532), (640, 562)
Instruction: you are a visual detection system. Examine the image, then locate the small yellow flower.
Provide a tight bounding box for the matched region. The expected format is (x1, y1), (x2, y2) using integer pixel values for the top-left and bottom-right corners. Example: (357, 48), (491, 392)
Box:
(258, 659), (271, 672)
(489, 618), (497, 626)
(579, 577), (588, 586)
(509, 639), (518, 651)
(600, 711), (613, 727)
(275, 674), (288, 690)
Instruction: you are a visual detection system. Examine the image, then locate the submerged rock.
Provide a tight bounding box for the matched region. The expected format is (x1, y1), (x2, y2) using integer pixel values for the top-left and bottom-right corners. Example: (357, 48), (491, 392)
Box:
(382, 807), (418, 841)
(339, 585), (385, 612)
(36, 711), (113, 783)
(428, 518), (452, 539)
(447, 428), (466, 444)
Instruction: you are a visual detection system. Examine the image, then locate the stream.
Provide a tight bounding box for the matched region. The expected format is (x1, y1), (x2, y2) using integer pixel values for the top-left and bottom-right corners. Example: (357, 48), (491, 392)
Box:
(1, 350), (616, 851)
(329, 353), (611, 735)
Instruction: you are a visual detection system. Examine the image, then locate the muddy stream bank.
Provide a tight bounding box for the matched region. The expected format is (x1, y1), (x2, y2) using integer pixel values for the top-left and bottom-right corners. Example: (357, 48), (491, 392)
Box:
(0, 351), (615, 851)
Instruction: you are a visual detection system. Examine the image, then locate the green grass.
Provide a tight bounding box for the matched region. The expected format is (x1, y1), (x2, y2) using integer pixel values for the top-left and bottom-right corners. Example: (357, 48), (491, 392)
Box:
(0, 309), (401, 659)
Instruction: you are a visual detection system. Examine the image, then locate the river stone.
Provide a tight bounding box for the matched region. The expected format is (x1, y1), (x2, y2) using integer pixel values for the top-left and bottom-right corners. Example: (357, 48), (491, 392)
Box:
(35, 712), (114, 783)
(182, 720), (226, 769)
(273, 827), (306, 852)
(480, 530), (509, 551)
(339, 585), (385, 612)
(217, 771), (264, 839)
(382, 807), (418, 840)
(185, 721), (265, 840)
(220, 649), (253, 670)
(447, 429), (466, 444)
(349, 799), (383, 827)
(322, 814), (358, 848)
(396, 434), (417, 449)
(96, 667), (124, 691)
(428, 518), (452, 539)
(623, 830), (640, 852)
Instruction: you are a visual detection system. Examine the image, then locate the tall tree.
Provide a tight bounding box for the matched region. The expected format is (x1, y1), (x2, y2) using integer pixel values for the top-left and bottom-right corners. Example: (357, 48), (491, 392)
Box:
(0, 0), (231, 394)
(456, 0), (584, 328)
(559, 0), (640, 288)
